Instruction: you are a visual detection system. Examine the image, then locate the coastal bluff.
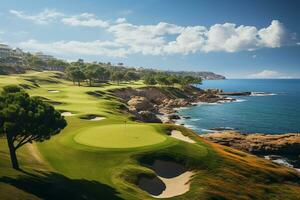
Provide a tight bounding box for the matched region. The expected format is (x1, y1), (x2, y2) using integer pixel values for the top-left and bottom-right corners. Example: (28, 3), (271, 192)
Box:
(112, 86), (227, 123)
(202, 131), (300, 155)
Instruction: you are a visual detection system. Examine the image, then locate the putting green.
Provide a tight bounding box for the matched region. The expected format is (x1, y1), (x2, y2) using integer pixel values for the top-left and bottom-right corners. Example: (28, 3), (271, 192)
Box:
(74, 124), (167, 148)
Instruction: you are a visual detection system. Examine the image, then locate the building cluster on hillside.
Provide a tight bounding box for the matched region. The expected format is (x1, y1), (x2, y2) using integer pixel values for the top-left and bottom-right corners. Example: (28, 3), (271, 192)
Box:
(0, 44), (25, 65)
(0, 43), (55, 66)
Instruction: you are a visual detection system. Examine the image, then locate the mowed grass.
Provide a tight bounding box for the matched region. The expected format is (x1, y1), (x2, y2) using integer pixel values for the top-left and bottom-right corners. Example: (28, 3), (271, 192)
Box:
(0, 71), (300, 200)
(74, 124), (167, 148)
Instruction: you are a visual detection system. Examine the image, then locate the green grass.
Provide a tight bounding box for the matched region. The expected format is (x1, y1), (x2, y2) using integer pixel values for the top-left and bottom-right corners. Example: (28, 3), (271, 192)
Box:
(74, 124), (167, 148)
(0, 71), (300, 200)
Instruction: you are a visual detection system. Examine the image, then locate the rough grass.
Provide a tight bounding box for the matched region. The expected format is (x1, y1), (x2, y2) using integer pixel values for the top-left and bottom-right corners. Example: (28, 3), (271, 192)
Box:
(0, 71), (299, 200)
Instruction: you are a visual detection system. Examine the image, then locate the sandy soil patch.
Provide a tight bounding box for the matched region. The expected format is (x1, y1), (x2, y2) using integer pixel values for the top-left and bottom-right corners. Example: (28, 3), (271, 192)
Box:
(48, 90), (60, 93)
(170, 130), (196, 143)
(61, 112), (75, 116)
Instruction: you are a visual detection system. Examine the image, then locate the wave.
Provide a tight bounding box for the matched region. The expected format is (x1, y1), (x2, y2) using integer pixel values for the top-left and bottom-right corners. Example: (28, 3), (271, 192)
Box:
(190, 118), (201, 121)
(200, 128), (218, 133)
(234, 99), (247, 102)
(218, 98), (247, 103)
(250, 92), (277, 96)
(183, 124), (197, 129)
(192, 102), (219, 106)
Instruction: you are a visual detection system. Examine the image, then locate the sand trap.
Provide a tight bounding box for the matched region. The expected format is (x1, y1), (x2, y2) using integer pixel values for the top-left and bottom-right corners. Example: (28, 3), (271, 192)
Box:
(61, 112), (75, 116)
(170, 130), (196, 143)
(155, 171), (195, 198)
(90, 117), (106, 121)
(139, 160), (195, 198)
(48, 90), (60, 93)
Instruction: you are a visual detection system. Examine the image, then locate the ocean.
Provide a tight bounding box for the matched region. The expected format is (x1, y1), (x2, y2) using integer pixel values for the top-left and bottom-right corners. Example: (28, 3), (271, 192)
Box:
(176, 79), (300, 134)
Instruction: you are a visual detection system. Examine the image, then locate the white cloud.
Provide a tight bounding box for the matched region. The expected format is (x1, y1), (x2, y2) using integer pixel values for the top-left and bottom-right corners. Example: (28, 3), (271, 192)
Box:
(115, 18), (127, 24)
(11, 8), (297, 57)
(19, 39), (128, 57)
(61, 13), (109, 28)
(164, 26), (207, 54)
(9, 9), (63, 24)
(107, 22), (184, 55)
(258, 20), (287, 48)
(249, 70), (282, 78)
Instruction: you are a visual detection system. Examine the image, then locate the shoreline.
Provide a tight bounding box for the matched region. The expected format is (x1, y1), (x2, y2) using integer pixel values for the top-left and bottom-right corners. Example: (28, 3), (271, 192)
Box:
(113, 86), (300, 172)
(157, 92), (300, 172)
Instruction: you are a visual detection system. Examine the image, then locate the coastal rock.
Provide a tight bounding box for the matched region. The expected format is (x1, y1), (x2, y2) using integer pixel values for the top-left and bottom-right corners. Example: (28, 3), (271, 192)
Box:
(113, 86), (231, 122)
(202, 131), (300, 155)
(219, 92), (251, 96)
(168, 114), (181, 120)
(127, 96), (156, 112)
(136, 111), (162, 123)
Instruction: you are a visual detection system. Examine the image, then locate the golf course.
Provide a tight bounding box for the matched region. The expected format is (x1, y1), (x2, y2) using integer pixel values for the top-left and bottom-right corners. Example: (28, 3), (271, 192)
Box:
(1, 71), (300, 200)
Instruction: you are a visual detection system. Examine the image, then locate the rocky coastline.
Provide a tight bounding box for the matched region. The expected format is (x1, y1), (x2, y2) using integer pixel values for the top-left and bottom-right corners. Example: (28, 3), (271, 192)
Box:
(113, 86), (300, 171)
(113, 86), (230, 123)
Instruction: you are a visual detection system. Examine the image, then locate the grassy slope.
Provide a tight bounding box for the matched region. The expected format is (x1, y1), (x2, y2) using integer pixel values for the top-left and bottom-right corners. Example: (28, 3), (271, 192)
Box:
(0, 71), (299, 200)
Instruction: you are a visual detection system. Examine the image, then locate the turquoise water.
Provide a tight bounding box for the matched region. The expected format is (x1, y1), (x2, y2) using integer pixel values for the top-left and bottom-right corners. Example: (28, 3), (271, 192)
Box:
(177, 79), (300, 134)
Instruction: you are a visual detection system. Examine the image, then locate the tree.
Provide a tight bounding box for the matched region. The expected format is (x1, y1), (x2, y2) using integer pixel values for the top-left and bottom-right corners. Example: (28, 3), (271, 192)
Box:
(144, 76), (157, 85)
(95, 67), (110, 82)
(155, 75), (170, 86)
(84, 67), (96, 86)
(124, 71), (140, 82)
(167, 75), (180, 86)
(66, 66), (77, 85)
(0, 85), (67, 169)
(180, 76), (202, 88)
(111, 71), (124, 85)
(66, 67), (86, 86)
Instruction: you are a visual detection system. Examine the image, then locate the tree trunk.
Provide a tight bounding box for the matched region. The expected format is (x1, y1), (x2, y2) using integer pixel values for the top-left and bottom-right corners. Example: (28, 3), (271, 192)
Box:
(78, 81), (80, 86)
(6, 135), (19, 170)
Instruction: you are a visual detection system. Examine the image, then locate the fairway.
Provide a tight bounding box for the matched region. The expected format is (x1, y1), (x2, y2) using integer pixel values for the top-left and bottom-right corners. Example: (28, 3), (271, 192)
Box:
(74, 124), (167, 148)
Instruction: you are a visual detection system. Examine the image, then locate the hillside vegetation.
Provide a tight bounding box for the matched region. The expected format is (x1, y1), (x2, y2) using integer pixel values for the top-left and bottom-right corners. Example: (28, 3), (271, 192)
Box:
(0, 71), (300, 200)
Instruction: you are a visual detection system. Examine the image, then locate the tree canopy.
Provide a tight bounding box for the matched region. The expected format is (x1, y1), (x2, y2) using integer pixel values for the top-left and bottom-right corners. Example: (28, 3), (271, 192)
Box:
(0, 85), (67, 169)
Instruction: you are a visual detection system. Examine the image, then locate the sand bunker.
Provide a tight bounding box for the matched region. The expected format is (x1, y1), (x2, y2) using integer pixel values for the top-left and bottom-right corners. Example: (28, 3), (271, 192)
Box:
(170, 130), (196, 143)
(155, 171), (194, 198)
(139, 160), (195, 198)
(90, 117), (106, 121)
(61, 112), (75, 116)
(48, 90), (60, 93)
(81, 115), (106, 121)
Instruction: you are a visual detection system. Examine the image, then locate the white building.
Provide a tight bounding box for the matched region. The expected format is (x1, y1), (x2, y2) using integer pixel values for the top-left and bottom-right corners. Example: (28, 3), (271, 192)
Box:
(0, 44), (11, 59)
(35, 52), (54, 61)
(0, 44), (24, 65)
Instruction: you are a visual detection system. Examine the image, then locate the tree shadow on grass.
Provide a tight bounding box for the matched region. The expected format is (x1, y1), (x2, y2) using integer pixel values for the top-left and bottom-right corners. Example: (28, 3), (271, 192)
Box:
(0, 170), (123, 200)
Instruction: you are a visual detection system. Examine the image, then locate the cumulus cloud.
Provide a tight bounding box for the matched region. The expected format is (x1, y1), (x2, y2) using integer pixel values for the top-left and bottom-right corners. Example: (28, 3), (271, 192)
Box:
(248, 70), (285, 78)
(61, 13), (109, 28)
(19, 39), (128, 57)
(9, 9), (63, 24)
(11, 8), (297, 57)
(115, 17), (127, 24)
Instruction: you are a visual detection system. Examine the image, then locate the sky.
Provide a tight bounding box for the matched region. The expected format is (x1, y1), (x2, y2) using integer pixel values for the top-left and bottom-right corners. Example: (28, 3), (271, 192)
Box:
(0, 0), (300, 78)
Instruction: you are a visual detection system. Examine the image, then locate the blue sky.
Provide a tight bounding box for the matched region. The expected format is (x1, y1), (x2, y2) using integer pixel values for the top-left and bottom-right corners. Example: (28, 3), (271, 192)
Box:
(0, 0), (300, 78)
